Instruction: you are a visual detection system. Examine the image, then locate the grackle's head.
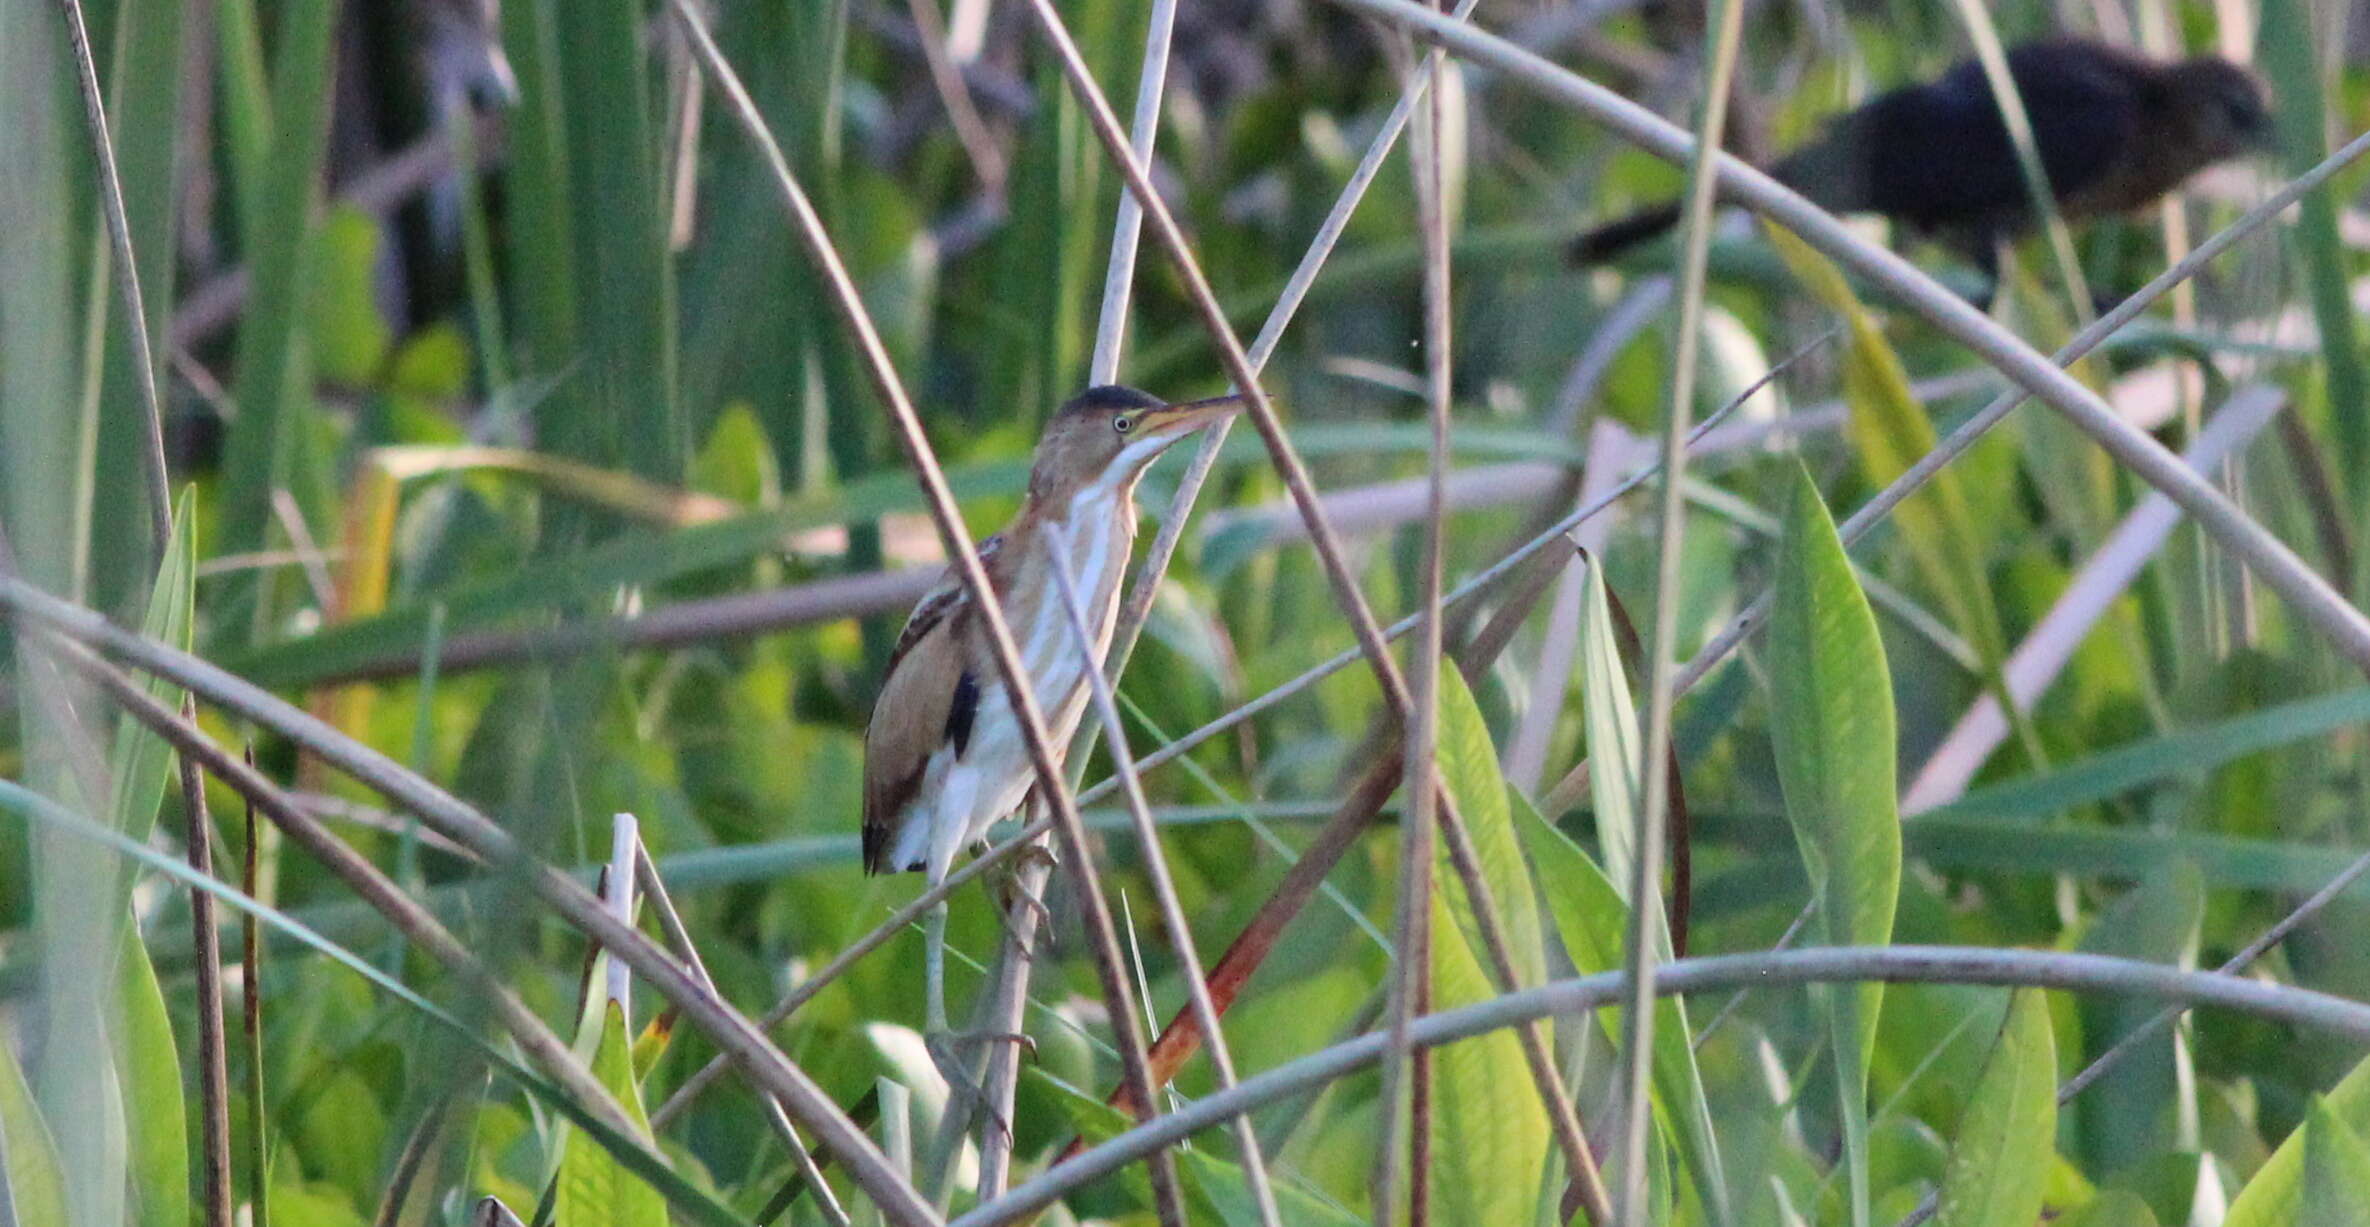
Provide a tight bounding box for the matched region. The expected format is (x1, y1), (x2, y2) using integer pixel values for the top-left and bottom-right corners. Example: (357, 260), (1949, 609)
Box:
(2163, 56), (2277, 162)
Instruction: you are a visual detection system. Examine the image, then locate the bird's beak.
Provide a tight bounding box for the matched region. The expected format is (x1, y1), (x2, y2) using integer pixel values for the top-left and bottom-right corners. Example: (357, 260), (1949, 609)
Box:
(1138, 392), (1247, 440)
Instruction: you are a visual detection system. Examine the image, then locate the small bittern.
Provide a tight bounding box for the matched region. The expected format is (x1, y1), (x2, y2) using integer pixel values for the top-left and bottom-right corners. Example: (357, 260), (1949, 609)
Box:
(1570, 40), (2273, 292)
(860, 384), (1242, 1067)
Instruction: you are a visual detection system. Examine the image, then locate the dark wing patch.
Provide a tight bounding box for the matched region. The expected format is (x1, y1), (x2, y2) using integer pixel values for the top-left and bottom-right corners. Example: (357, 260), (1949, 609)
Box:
(889, 534), (1000, 669)
(945, 670), (980, 757)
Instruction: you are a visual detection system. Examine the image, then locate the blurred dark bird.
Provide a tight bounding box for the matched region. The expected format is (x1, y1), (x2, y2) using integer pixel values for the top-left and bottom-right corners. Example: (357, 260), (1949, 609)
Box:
(1569, 40), (2274, 285)
(859, 384), (1241, 1070)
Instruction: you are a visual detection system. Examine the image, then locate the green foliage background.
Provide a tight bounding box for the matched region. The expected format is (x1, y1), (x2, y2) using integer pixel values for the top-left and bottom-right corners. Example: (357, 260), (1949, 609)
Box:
(7, 0), (2370, 1222)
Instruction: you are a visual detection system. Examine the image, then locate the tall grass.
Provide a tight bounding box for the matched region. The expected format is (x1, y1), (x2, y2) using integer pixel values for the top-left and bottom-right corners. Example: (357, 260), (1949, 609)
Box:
(7, 0), (2370, 1224)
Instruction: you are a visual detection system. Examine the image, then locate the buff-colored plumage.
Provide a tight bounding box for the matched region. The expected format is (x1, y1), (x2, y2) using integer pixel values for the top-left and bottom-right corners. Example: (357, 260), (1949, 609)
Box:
(861, 385), (1241, 881)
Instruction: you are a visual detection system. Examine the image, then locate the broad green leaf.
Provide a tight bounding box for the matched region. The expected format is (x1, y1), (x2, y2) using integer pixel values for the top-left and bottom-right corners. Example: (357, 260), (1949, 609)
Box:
(1767, 463), (1901, 1227)
(2072, 867), (2203, 1173)
(1928, 687), (2370, 824)
(1427, 884), (1550, 1227)
(2226, 1053), (2370, 1224)
(1421, 662), (1552, 1222)
(2058, 1190), (2161, 1227)
(1935, 990), (2056, 1227)
(553, 1004), (668, 1227)
(0, 780), (741, 1227)
(2260, 0), (2370, 506)
(106, 487), (195, 878)
(1765, 227), (2027, 757)
(1516, 796), (1728, 1222)
(0, 1022), (67, 1227)
(1025, 1068), (1361, 1227)
(691, 404), (781, 507)
(2299, 1099), (2370, 1223)
(1576, 561), (1646, 891)
(116, 923), (189, 1227)
(1433, 662), (1544, 985)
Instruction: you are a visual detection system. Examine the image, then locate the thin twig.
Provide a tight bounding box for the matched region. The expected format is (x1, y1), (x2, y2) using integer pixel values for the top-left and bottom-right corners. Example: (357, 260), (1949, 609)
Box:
(50, 6), (235, 1226)
(958, 946), (2370, 1227)
(59, 641), (647, 1140)
(240, 749), (270, 1227)
(1543, 123), (2370, 816)
(1046, 530), (1285, 1227)
(905, 0), (1007, 197)
(1331, 0), (2370, 679)
(634, 844), (854, 1227)
(1106, 0), (1484, 681)
(1613, 0), (1745, 1215)
(961, 0), (1189, 1198)
(663, 2), (1180, 1217)
(7, 585), (938, 1225)
(1373, 17), (1455, 1220)
(1018, 0), (1615, 1208)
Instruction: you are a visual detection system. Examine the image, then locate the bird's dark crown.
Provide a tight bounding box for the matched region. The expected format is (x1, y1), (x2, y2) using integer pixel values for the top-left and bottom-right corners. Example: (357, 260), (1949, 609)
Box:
(2164, 56), (2275, 149)
(1058, 384), (1167, 418)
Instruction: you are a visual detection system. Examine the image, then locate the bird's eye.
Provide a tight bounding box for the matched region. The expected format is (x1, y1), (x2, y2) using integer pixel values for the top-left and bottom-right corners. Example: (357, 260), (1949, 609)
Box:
(1113, 414), (1136, 435)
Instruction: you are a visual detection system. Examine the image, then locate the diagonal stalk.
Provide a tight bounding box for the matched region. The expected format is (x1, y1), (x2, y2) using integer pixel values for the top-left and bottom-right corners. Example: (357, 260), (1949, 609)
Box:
(1046, 527), (1285, 1227)
(50, 1), (233, 1222)
(1612, 0), (1745, 1217)
(1017, 0), (1612, 1210)
(961, 947), (2370, 1227)
(3, 579), (937, 1224)
(663, 2), (1181, 1219)
(1330, 0), (2370, 679)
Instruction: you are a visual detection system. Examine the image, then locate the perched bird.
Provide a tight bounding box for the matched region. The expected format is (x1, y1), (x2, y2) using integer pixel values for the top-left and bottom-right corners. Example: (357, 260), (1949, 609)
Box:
(860, 384), (1242, 1056)
(1569, 40), (2274, 287)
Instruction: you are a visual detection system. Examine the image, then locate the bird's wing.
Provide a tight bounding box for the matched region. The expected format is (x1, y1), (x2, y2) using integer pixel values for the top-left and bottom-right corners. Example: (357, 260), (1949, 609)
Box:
(862, 536), (999, 874)
(888, 534), (1001, 668)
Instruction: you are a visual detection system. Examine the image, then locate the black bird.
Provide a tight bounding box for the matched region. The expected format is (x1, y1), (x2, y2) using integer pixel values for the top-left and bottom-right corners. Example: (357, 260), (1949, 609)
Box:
(1569, 40), (2274, 287)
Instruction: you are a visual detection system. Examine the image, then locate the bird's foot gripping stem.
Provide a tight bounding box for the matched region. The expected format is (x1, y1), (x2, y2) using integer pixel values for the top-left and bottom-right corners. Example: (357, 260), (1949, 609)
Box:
(989, 840), (1059, 946)
(926, 1029), (1038, 1146)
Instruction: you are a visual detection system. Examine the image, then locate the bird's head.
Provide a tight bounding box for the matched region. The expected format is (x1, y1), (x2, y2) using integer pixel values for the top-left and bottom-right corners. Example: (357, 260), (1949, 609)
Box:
(1025, 385), (1245, 505)
(2163, 56), (2276, 163)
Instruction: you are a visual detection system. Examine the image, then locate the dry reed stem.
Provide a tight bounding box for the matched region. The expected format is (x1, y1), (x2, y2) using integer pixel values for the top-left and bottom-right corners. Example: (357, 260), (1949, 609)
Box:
(1047, 531), (1286, 1227)
(1612, 0), (1747, 1215)
(1371, 15), (1457, 1222)
(50, 2), (234, 1221)
(4, 582), (937, 1224)
(662, 2), (1181, 1217)
(1336, 0), (2370, 678)
(962, 946), (2370, 1226)
(1018, 0), (1610, 1203)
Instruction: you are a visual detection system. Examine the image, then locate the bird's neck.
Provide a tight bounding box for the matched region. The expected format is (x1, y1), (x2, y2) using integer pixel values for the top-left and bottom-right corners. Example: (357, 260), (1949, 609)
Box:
(1023, 469), (1142, 544)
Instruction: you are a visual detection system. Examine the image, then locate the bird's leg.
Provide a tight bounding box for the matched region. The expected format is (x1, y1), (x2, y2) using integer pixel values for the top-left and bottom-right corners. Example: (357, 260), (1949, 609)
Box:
(921, 896), (1036, 1148)
(989, 838), (1059, 946)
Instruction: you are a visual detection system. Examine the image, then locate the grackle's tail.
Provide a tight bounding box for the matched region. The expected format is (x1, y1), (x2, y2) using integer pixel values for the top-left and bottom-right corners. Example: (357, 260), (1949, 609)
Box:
(1567, 201), (1683, 265)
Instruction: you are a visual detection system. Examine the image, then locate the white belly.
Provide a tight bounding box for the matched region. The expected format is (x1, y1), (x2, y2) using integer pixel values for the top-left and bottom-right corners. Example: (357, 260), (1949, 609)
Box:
(885, 508), (1126, 880)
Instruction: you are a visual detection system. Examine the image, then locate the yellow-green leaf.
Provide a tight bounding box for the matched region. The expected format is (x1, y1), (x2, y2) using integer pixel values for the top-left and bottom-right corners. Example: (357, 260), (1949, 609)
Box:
(2058, 1190), (2161, 1227)
(1516, 795), (1728, 1221)
(1422, 663), (1551, 1223)
(1427, 884), (1549, 1227)
(1765, 226), (2026, 753)
(1768, 463), (1901, 1227)
(1936, 990), (2057, 1227)
(1432, 662), (1544, 985)
(2301, 1098), (2370, 1222)
(116, 923), (189, 1227)
(553, 1004), (668, 1227)
(2226, 1054), (2370, 1223)
(0, 1022), (67, 1227)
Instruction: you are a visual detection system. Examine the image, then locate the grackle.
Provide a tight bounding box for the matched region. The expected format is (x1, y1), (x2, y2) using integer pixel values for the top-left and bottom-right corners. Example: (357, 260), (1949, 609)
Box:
(1569, 40), (2274, 289)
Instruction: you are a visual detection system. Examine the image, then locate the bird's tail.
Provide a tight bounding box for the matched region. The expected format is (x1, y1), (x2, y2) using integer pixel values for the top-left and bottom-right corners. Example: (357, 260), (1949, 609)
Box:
(1567, 201), (1684, 265)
